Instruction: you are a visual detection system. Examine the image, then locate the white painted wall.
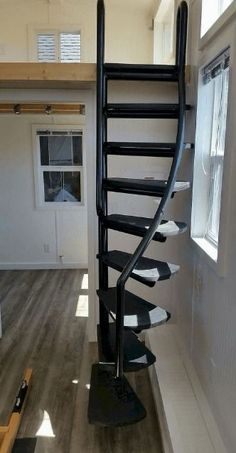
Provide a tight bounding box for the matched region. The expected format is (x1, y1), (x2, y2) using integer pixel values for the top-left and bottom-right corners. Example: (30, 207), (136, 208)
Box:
(0, 114), (88, 268)
(0, 88), (99, 272)
(0, 0), (154, 64)
(0, 88), (96, 339)
(172, 2), (236, 452)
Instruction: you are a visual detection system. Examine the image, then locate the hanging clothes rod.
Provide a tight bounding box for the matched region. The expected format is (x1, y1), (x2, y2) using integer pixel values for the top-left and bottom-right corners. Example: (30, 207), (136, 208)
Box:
(0, 103), (85, 115)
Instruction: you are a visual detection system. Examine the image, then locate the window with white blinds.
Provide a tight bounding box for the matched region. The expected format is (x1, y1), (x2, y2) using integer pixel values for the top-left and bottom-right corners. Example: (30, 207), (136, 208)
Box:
(60, 33), (81, 62)
(37, 34), (56, 61)
(37, 31), (81, 62)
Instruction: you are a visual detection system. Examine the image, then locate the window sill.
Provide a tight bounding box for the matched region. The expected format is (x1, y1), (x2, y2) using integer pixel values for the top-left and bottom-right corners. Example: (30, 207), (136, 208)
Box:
(199, 1), (236, 50)
(192, 236), (226, 277)
(35, 203), (86, 211)
(192, 237), (217, 261)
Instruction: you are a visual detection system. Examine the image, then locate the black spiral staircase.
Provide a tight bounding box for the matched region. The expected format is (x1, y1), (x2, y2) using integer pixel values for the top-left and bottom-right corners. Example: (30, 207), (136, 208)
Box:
(88, 0), (189, 427)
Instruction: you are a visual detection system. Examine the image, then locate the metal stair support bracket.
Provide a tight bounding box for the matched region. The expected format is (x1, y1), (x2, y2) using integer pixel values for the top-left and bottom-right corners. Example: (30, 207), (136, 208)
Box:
(96, 0), (188, 380)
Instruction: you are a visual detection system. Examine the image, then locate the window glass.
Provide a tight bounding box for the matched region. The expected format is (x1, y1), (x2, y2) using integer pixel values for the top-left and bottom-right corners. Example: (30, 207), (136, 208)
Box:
(37, 34), (56, 61)
(43, 171), (81, 202)
(40, 135), (82, 166)
(37, 32), (80, 62)
(205, 65), (229, 244)
(60, 33), (81, 62)
(201, 0), (234, 36)
(37, 130), (83, 205)
(191, 48), (230, 258)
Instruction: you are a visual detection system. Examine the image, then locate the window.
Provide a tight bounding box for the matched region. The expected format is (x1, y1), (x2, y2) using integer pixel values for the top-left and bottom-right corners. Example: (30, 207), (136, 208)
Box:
(36, 130), (84, 206)
(191, 48), (230, 261)
(37, 31), (81, 62)
(201, 0), (234, 36)
(154, 0), (175, 64)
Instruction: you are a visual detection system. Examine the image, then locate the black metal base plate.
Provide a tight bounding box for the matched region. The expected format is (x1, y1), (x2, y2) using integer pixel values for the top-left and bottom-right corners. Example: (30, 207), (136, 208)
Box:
(88, 364), (146, 427)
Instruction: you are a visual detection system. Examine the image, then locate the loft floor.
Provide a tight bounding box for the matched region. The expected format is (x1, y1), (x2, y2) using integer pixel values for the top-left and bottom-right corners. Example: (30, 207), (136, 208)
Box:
(0, 62), (190, 89)
(0, 63), (96, 89)
(0, 269), (162, 453)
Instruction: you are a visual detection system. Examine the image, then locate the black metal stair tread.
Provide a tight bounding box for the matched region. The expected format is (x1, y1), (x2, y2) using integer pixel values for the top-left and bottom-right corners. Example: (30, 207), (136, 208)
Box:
(104, 142), (176, 157)
(103, 178), (190, 197)
(105, 103), (190, 119)
(104, 63), (178, 81)
(104, 214), (187, 241)
(98, 287), (170, 330)
(97, 323), (156, 371)
(99, 250), (179, 287)
(88, 363), (146, 426)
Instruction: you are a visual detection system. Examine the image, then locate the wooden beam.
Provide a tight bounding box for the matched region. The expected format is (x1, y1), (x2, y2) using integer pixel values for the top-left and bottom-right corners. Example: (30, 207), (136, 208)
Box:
(0, 63), (96, 82)
(0, 63), (96, 89)
(0, 369), (32, 453)
(0, 62), (191, 89)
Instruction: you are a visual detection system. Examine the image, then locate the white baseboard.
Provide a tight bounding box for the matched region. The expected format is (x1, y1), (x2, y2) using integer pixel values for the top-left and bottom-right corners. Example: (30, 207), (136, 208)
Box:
(0, 262), (88, 270)
(146, 325), (227, 453)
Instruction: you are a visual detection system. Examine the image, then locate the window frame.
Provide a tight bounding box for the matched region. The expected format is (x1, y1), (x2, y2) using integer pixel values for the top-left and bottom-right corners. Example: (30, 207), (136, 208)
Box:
(199, 0), (236, 49)
(203, 60), (229, 248)
(32, 125), (86, 210)
(191, 9), (235, 276)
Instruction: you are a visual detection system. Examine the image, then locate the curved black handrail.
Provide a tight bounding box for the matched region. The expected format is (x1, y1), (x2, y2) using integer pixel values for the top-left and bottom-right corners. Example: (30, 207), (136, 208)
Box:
(115, 1), (188, 378)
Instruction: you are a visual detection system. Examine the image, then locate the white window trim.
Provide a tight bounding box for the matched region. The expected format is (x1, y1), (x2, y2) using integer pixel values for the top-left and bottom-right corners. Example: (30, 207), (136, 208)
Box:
(191, 6), (236, 277)
(27, 24), (83, 62)
(32, 124), (86, 211)
(199, 0), (236, 49)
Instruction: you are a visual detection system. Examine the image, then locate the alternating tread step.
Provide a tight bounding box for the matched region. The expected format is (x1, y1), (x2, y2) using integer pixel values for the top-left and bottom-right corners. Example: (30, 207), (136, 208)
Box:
(98, 250), (179, 287)
(97, 323), (156, 371)
(103, 178), (190, 197)
(105, 103), (190, 119)
(104, 63), (178, 81)
(104, 214), (187, 241)
(98, 287), (170, 330)
(88, 363), (146, 426)
(104, 142), (176, 157)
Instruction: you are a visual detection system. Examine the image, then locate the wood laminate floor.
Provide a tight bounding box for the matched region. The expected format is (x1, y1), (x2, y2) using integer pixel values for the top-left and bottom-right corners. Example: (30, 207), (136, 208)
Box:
(0, 270), (163, 453)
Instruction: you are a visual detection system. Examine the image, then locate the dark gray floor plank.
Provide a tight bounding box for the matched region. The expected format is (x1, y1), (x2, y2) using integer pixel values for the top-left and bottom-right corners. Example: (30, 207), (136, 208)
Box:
(0, 270), (163, 453)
